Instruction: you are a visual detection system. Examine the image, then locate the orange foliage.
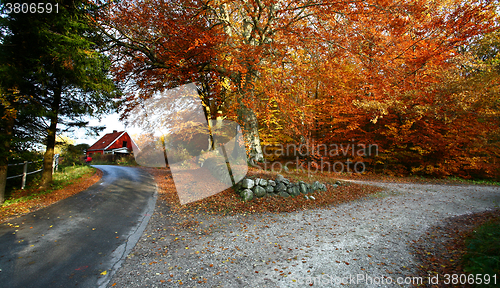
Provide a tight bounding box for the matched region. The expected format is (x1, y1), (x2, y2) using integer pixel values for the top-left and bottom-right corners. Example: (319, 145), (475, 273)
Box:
(95, 0), (500, 178)
(255, 0), (500, 178)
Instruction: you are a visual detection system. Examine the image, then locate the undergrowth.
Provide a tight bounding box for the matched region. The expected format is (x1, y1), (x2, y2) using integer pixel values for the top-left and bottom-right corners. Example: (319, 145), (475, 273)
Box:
(462, 218), (500, 287)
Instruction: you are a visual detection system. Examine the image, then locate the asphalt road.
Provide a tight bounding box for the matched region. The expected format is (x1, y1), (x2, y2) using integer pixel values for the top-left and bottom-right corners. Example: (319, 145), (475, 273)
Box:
(0, 165), (157, 288)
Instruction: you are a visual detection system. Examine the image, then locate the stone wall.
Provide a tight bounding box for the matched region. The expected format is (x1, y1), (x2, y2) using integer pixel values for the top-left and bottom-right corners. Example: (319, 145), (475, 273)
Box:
(233, 174), (342, 201)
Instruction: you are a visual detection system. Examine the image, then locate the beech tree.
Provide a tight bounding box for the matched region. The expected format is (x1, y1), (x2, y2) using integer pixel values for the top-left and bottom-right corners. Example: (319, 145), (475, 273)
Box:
(255, 0), (500, 177)
(95, 0), (499, 177)
(95, 0), (336, 161)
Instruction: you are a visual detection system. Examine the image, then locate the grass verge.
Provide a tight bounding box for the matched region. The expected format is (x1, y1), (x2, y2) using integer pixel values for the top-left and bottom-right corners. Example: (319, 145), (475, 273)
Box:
(0, 165), (102, 223)
(462, 218), (500, 286)
(324, 171), (500, 186)
(412, 209), (500, 288)
(252, 162), (500, 186)
(445, 176), (500, 186)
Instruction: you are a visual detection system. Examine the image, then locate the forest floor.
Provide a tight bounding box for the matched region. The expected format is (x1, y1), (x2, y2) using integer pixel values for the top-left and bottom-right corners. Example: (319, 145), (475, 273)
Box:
(108, 168), (500, 287)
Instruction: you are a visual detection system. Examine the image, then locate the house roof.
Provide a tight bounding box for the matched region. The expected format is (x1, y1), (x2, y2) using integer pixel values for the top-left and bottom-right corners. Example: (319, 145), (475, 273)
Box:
(87, 131), (127, 151)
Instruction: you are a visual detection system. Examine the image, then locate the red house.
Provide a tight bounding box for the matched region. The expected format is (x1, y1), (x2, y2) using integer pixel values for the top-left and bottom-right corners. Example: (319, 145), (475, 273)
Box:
(86, 130), (136, 157)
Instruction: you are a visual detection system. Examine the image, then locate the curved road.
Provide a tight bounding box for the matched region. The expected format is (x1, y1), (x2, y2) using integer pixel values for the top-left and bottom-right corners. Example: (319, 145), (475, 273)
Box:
(0, 165), (157, 288)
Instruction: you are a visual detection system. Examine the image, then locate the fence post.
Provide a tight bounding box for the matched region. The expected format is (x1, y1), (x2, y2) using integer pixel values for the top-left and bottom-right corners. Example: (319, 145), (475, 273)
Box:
(52, 154), (59, 174)
(21, 161), (28, 189)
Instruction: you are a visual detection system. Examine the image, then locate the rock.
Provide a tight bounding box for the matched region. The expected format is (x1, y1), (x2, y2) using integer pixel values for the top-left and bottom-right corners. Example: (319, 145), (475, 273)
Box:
(335, 180), (342, 185)
(299, 182), (308, 194)
(311, 181), (322, 191)
(242, 178), (254, 189)
(265, 186), (274, 193)
(278, 191), (290, 198)
(275, 182), (287, 192)
(236, 176), (327, 202)
(253, 186), (266, 197)
(319, 183), (327, 191)
(332, 184), (338, 188)
(275, 174), (290, 185)
(241, 189), (253, 201)
(258, 178), (268, 186)
(288, 186), (300, 197)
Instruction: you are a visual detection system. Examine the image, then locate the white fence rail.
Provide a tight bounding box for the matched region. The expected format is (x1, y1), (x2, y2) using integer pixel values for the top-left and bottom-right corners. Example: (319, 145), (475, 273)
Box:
(6, 155), (59, 189)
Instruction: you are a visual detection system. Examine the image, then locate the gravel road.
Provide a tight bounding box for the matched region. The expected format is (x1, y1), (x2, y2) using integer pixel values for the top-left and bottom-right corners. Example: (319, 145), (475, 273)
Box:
(108, 181), (500, 287)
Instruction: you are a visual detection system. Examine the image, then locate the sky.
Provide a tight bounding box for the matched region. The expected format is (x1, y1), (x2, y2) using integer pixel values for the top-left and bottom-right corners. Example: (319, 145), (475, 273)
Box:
(71, 113), (128, 145)
(68, 83), (202, 146)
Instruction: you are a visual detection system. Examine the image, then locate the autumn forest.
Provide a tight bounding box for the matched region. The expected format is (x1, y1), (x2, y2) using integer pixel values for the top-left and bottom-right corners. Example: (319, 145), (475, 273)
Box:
(100, 0), (500, 179)
(1, 0), (500, 204)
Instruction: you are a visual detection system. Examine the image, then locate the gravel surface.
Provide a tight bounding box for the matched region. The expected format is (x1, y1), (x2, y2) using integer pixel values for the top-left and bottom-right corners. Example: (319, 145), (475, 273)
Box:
(107, 181), (500, 287)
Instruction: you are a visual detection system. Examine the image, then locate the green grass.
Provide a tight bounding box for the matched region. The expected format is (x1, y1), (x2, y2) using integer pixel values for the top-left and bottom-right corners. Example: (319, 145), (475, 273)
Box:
(446, 176), (500, 186)
(51, 165), (96, 189)
(3, 165), (96, 206)
(90, 155), (138, 166)
(462, 217), (500, 287)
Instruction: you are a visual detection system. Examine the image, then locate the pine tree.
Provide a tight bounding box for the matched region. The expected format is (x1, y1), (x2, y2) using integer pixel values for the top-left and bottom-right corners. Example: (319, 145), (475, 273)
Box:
(0, 0), (119, 195)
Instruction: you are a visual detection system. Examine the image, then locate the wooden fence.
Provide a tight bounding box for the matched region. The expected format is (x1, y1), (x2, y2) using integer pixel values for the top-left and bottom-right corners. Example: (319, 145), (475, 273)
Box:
(6, 154), (59, 189)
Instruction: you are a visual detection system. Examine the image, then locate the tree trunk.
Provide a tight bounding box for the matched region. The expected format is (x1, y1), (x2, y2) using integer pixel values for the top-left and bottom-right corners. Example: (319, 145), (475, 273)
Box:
(234, 70), (264, 162)
(237, 105), (263, 162)
(0, 164), (7, 204)
(40, 114), (57, 188)
(40, 87), (62, 189)
(202, 104), (216, 151)
(161, 135), (169, 168)
(0, 104), (16, 204)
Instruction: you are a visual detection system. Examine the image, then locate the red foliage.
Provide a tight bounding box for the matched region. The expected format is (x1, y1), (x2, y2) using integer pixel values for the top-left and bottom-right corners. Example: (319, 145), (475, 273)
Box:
(95, 0), (500, 178)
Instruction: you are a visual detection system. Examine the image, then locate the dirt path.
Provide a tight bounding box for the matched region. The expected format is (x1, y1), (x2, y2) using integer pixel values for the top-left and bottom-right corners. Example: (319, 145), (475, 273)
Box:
(109, 181), (500, 287)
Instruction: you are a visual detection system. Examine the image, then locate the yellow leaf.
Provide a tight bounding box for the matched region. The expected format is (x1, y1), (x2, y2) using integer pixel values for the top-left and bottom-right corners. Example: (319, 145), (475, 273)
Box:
(100, 271), (107, 275)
